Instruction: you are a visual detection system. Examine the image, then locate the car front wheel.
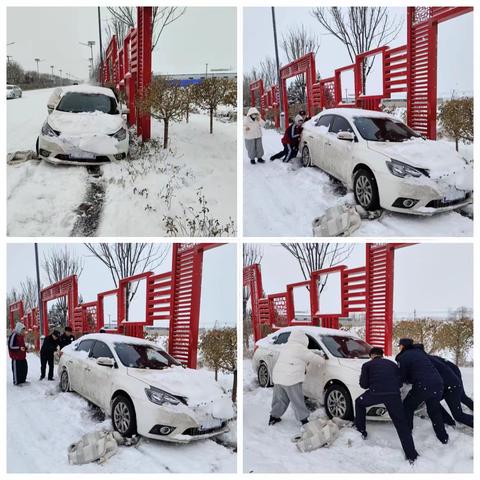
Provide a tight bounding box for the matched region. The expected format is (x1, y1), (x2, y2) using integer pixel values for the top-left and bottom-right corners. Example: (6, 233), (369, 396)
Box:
(60, 369), (71, 392)
(112, 395), (137, 437)
(257, 362), (272, 388)
(325, 384), (353, 420)
(302, 145), (312, 167)
(353, 168), (380, 210)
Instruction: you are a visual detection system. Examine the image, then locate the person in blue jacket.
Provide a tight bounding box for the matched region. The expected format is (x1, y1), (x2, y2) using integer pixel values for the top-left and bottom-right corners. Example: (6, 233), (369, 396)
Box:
(396, 338), (448, 444)
(414, 344), (473, 429)
(354, 347), (418, 463)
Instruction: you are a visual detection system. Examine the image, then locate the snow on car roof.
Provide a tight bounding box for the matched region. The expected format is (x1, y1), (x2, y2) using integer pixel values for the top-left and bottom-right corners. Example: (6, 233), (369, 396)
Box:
(267, 325), (360, 339)
(75, 332), (161, 348)
(57, 84), (117, 98)
(316, 107), (395, 120)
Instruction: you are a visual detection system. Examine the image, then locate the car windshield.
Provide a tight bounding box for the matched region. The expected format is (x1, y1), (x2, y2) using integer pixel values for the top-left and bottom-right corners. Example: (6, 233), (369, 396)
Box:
(114, 342), (182, 369)
(353, 116), (421, 142)
(7, 86), (14, 90)
(320, 335), (371, 359)
(56, 92), (118, 114)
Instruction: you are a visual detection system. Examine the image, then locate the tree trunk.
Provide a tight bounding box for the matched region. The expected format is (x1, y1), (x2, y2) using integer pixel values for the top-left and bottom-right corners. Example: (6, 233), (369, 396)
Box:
(455, 138), (459, 152)
(186, 107), (189, 123)
(210, 108), (214, 134)
(214, 368), (218, 381)
(232, 369), (237, 403)
(163, 120), (169, 149)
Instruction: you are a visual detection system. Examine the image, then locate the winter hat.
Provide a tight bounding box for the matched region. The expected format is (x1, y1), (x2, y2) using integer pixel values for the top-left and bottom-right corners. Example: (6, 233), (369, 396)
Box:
(52, 330), (61, 337)
(247, 107), (260, 117)
(398, 338), (414, 348)
(15, 322), (26, 333)
(299, 110), (307, 117)
(295, 114), (304, 125)
(413, 343), (425, 351)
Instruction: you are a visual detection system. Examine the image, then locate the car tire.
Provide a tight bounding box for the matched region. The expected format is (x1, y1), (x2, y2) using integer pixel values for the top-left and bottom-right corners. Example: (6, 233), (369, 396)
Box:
(257, 362), (273, 388)
(353, 168), (380, 210)
(60, 369), (71, 392)
(325, 384), (353, 420)
(302, 145), (312, 167)
(112, 394), (137, 437)
(35, 137), (39, 156)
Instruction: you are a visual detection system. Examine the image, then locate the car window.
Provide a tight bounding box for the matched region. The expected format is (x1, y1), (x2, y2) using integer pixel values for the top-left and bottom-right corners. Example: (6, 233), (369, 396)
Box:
(329, 115), (354, 134)
(56, 92), (119, 114)
(114, 343), (182, 369)
(76, 339), (95, 353)
(306, 334), (323, 351)
(320, 335), (371, 359)
(89, 340), (114, 359)
(315, 115), (333, 129)
(353, 116), (421, 142)
(273, 332), (291, 345)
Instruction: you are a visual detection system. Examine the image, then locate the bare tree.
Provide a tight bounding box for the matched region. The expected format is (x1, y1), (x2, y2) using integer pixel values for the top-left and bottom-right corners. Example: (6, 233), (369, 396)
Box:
(311, 7), (403, 92)
(6, 288), (21, 329)
(243, 66), (260, 107)
(281, 243), (353, 293)
(259, 57), (278, 88)
(281, 26), (320, 103)
(19, 277), (39, 311)
(84, 244), (168, 320)
(243, 244), (263, 352)
(106, 7), (186, 51)
(43, 247), (84, 325)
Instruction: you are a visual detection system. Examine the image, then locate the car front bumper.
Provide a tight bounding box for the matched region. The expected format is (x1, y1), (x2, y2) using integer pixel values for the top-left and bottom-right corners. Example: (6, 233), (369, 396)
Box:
(376, 171), (472, 215)
(38, 133), (129, 166)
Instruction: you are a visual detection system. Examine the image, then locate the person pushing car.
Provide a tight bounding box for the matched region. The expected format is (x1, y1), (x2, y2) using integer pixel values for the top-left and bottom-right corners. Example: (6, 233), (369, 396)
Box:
(354, 347), (418, 463)
(40, 329), (60, 381)
(269, 329), (325, 426)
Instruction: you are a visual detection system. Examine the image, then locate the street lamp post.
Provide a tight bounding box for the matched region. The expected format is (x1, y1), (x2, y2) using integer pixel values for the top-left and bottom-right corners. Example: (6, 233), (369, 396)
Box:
(80, 40), (95, 76)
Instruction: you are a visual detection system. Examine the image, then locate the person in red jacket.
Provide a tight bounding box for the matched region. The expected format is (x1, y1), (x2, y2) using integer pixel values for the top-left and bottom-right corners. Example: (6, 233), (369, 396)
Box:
(270, 114), (304, 162)
(8, 322), (28, 385)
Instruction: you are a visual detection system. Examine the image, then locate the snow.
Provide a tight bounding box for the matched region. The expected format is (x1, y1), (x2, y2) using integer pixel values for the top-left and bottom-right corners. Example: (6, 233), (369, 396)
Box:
(244, 128), (473, 236)
(7, 87), (236, 237)
(48, 109), (124, 136)
(7, 353), (236, 473)
(243, 359), (473, 473)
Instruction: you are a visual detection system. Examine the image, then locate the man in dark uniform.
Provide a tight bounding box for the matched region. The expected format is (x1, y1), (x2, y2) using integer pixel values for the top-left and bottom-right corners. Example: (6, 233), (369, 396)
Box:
(58, 326), (75, 350)
(444, 358), (473, 411)
(396, 338), (448, 444)
(414, 344), (473, 428)
(354, 347), (418, 463)
(40, 330), (60, 381)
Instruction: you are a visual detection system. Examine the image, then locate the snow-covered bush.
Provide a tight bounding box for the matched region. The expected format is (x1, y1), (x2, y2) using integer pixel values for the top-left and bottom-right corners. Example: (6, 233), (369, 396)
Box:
(438, 97), (473, 151)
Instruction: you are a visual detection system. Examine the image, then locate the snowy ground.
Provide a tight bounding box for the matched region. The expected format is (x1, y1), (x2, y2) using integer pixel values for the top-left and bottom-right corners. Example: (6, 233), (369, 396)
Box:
(243, 359), (473, 473)
(7, 87), (236, 236)
(244, 128), (473, 237)
(7, 353), (236, 473)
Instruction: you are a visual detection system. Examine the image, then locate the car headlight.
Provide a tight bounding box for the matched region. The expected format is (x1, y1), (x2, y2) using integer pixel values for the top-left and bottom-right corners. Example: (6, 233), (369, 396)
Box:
(41, 121), (60, 137)
(112, 128), (127, 141)
(145, 386), (187, 406)
(386, 159), (427, 178)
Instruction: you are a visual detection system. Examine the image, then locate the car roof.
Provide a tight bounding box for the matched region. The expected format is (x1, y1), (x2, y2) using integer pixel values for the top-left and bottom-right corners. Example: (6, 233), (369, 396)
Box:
(58, 84), (117, 98)
(76, 332), (158, 348)
(269, 325), (361, 339)
(317, 107), (394, 121)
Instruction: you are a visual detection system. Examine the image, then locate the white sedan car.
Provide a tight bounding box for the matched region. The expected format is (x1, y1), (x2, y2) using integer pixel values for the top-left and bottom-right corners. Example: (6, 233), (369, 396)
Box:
(7, 84), (22, 99)
(37, 85), (129, 166)
(300, 108), (472, 214)
(252, 326), (391, 421)
(58, 333), (234, 442)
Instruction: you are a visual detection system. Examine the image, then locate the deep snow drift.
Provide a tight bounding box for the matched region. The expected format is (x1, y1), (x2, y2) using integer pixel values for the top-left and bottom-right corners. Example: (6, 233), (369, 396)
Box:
(7, 87), (236, 237)
(7, 353), (236, 473)
(243, 127), (473, 237)
(243, 359), (473, 473)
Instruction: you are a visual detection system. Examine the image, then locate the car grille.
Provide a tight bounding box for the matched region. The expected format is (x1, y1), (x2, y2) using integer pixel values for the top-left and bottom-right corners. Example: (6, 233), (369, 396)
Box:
(54, 154), (111, 163)
(182, 421), (227, 436)
(426, 192), (471, 208)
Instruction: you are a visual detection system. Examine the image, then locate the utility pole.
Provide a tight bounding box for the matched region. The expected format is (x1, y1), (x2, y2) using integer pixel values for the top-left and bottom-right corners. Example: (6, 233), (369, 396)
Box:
(205, 63), (208, 79)
(98, 8), (103, 65)
(50, 65), (55, 85)
(59, 69), (62, 86)
(80, 40), (95, 75)
(34, 58), (41, 78)
(34, 244), (43, 338)
(271, 7), (284, 129)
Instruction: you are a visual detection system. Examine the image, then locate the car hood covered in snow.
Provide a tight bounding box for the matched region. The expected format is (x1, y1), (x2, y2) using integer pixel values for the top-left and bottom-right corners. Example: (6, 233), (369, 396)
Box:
(48, 110), (124, 136)
(127, 366), (234, 418)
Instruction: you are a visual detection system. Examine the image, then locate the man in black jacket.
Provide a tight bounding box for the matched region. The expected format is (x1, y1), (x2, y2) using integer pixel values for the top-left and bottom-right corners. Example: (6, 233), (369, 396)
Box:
(444, 358), (473, 411)
(396, 338), (448, 444)
(40, 330), (60, 380)
(58, 326), (75, 350)
(354, 347), (418, 462)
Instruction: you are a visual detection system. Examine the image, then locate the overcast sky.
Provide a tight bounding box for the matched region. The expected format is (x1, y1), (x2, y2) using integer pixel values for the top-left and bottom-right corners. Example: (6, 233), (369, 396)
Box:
(254, 243), (472, 318)
(7, 7), (236, 80)
(244, 7), (473, 98)
(7, 243), (236, 330)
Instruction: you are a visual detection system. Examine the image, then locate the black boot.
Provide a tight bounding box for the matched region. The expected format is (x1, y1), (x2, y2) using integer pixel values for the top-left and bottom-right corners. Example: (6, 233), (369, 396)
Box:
(250, 159), (256, 165)
(257, 158), (265, 163)
(270, 156), (275, 161)
(269, 415), (281, 426)
(356, 427), (368, 439)
(301, 418), (309, 425)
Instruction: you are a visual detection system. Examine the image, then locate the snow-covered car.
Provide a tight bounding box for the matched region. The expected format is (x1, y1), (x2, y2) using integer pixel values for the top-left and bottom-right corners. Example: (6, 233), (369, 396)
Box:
(7, 84), (22, 99)
(58, 333), (234, 443)
(300, 108), (473, 214)
(253, 326), (394, 421)
(36, 85), (129, 166)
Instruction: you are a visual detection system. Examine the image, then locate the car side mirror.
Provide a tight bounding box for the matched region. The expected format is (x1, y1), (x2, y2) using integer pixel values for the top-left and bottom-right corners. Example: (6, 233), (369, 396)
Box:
(47, 106), (54, 114)
(121, 107), (129, 115)
(96, 357), (115, 367)
(336, 131), (355, 141)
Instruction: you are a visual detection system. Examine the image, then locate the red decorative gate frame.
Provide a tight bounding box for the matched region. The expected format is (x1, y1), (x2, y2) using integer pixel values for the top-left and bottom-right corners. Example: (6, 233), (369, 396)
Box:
(244, 243), (412, 356)
(101, 7), (152, 141)
(249, 7), (472, 140)
(9, 243), (225, 370)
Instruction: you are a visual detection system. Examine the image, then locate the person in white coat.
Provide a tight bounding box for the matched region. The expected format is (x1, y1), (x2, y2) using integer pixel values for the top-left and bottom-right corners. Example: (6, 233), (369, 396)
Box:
(244, 107), (265, 164)
(269, 329), (326, 426)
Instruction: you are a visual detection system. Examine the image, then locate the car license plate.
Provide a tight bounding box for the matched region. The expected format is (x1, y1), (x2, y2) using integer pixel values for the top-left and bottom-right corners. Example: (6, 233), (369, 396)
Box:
(443, 190), (465, 202)
(72, 151), (95, 160)
(199, 418), (222, 431)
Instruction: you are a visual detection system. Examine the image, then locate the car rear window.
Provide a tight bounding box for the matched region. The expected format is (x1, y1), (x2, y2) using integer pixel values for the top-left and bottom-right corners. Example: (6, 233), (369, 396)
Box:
(56, 92), (118, 114)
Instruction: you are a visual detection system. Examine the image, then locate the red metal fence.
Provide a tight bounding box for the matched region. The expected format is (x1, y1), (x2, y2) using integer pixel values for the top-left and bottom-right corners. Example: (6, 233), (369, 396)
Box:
(250, 6), (472, 139)
(9, 243), (223, 369)
(244, 243), (412, 355)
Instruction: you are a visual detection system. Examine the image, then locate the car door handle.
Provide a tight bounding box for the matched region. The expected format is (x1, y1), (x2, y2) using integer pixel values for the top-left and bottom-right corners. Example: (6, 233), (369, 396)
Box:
(84, 366), (91, 372)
